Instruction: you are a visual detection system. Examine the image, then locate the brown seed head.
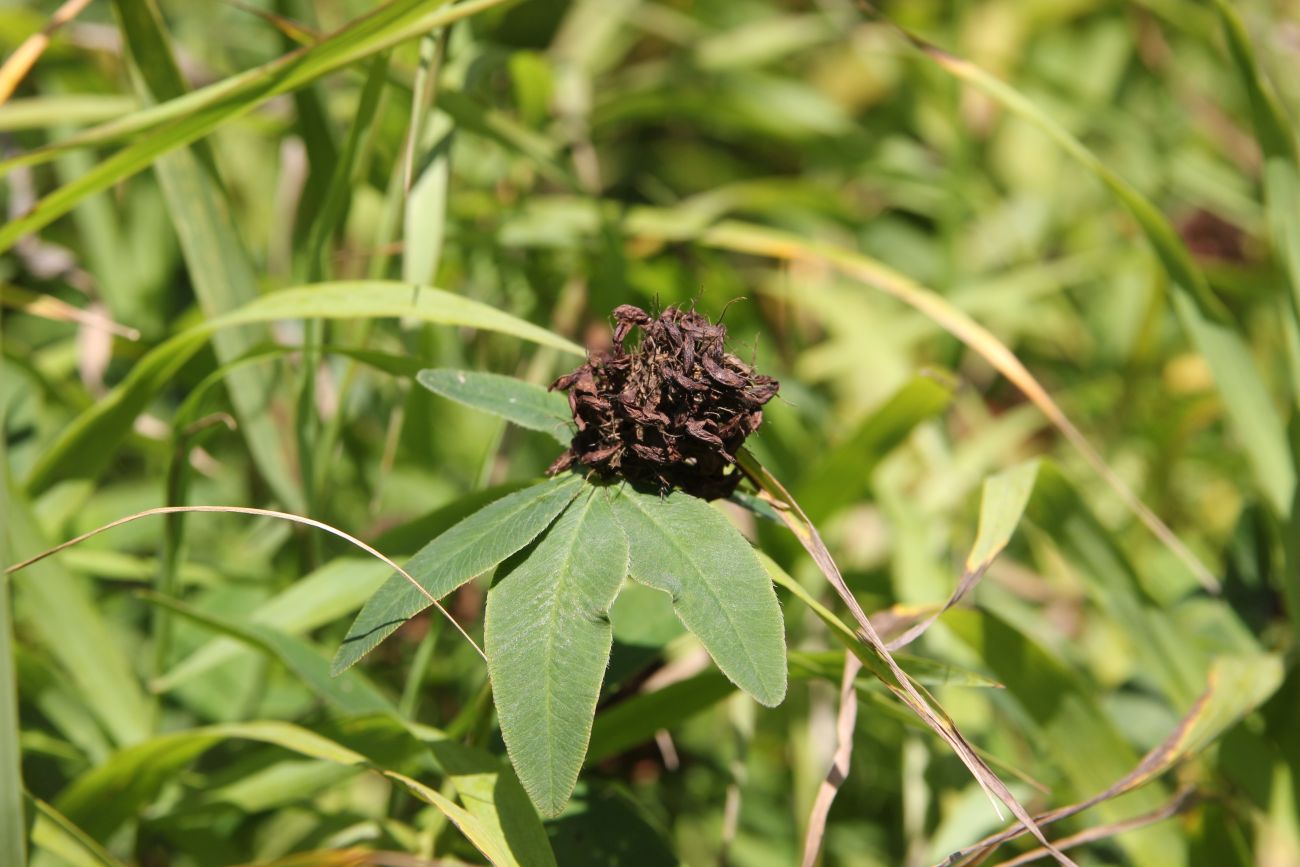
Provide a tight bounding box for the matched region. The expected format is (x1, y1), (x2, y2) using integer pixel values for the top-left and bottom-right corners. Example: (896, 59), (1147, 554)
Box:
(547, 304), (778, 499)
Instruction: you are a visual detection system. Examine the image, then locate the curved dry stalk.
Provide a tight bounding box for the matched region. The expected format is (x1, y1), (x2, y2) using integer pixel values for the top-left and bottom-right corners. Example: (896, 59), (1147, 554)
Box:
(703, 221), (1218, 593)
(1, 284), (140, 340)
(800, 653), (862, 867)
(0, 0), (95, 106)
(991, 788), (1196, 867)
(3, 505), (486, 661)
(736, 450), (1075, 867)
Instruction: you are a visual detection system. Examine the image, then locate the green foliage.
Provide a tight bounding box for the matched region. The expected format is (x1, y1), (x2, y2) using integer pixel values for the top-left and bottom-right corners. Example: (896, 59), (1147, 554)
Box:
(611, 485), (788, 708)
(335, 472), (584, 672)
(417, 368), (574, 444)
(4, 0), (1300, 863)
(486, 486), (629, 816)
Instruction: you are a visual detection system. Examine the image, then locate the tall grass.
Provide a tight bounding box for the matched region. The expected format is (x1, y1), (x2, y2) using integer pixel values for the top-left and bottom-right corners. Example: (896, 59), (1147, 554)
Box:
(1, 1), (1298, 864)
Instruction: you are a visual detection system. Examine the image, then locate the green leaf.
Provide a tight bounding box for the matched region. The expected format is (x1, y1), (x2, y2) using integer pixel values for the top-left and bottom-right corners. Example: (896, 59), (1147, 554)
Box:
(416, 368), (574, 444)
(56, 722), (367, 841)
(115, 0), (304, 510)
(5, 478), (152, 749)
(154, 557), (389, 693)
(0, 321), (23, 865)
(1212, 0), (1295, 163)
(587, 671), (733, 765)
(141, 592), (395, 716)
(333, 473), (585, 673)
(798, 374), (954, 522)
(28, 797), (127, 867)
(25, 281), (583, 496)
(609, 485), (787, 707)
(384, 769), (523, 867)
(0, 0), (518, 253)
(486, 486), (630, 817)
(887, 459), (1041, 650)
(423, 735), (559, 867)
(908, 29), (1293, 515)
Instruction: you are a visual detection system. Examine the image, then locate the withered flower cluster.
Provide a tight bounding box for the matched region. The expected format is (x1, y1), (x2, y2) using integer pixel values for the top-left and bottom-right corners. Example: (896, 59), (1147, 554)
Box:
(548, 304), (779, 499)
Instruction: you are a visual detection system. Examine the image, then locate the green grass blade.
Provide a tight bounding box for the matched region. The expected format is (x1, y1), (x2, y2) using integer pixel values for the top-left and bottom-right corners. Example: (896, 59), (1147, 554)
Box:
(943, 608), (1185, 866)
(116, 0), (304, 510)
(28, 797), (128, 867)
(333, 473), (585, 673)
(888, 459), (1040, 651)
(154, 557), (388, 693)
(0, 316), (25, 867)
(901, 28), (1293, 514)
(798, 374), (954, 523)
(486, 486), (629, 817)
(0, 0), (515, 254)
(610, 485), (788, 707)
(5, 480), (153, 748)
(1212, 0), (1295, 163)
(587, 671), (733, 765)
(24, 281), (584, 496)
(140, 592), (395, 716)
(422, 735), (560, 867)
(416, 368), (575, 444)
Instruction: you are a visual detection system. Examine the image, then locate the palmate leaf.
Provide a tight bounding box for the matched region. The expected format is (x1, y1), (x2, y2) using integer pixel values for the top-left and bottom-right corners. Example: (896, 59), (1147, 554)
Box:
(416, 368), (574, 444)
(610, 485), (787, 707)
(331, 473), (584, 673)
(486, 486), (629, 817)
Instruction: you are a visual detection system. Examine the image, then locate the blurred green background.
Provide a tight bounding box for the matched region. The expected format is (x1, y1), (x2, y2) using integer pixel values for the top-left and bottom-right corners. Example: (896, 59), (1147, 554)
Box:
(2, 0), (1300, 864)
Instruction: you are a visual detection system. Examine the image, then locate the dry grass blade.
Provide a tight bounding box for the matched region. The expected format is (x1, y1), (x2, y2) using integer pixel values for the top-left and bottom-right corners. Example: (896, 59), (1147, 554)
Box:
(3, 505), (485, 661)
(1, 285), (140, 340)
(735, 450), (1076, 867)
(991, 789), (1196, 867)
(800, 653), (862, 867)
(702, 221), (1217, 593)
(940, 656), (1279, 864)
(0, 0), (95, 106)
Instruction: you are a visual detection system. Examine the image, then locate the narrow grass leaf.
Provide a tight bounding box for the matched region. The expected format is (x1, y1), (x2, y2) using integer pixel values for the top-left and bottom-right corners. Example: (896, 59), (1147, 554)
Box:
(422, 735), (559, 867)
(892, 23), (1292, 515)
(140, 592), (395, 716)
(334, 473), (585, 673)
(1212, 0), (1295, 163)
(155, 558), (388, 693)
(586, 671), (734, 765)
(0, 315), (23, 866)
(944, 653), (1283, 865)
(416, 368), (575, 444)
(27, 797), (128, 867)
(889, 459), (1039, 650)
(799, 374), (954, 522)
(56, 721), (366, 841)
(383, 770), (520, 867)
(0, 0), (518, 252)
(486, 486), (629, 817)
(610, 485), (787, 707)
(116, 0), (303, 510)
(5, 476), (151, 748)
(25, 281), (582, 496)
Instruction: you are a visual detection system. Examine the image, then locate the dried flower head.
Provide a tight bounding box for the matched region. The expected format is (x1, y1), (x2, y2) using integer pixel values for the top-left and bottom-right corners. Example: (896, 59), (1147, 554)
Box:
(547, 304), (779, 499)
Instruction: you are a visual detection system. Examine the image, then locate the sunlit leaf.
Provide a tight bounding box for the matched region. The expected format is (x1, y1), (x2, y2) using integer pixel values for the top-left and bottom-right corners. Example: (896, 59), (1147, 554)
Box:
(609, 485), (787, 707)
(416, 368), (574, 444)
(486, 486), (629, 816)
(333, 473), (584, 673)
